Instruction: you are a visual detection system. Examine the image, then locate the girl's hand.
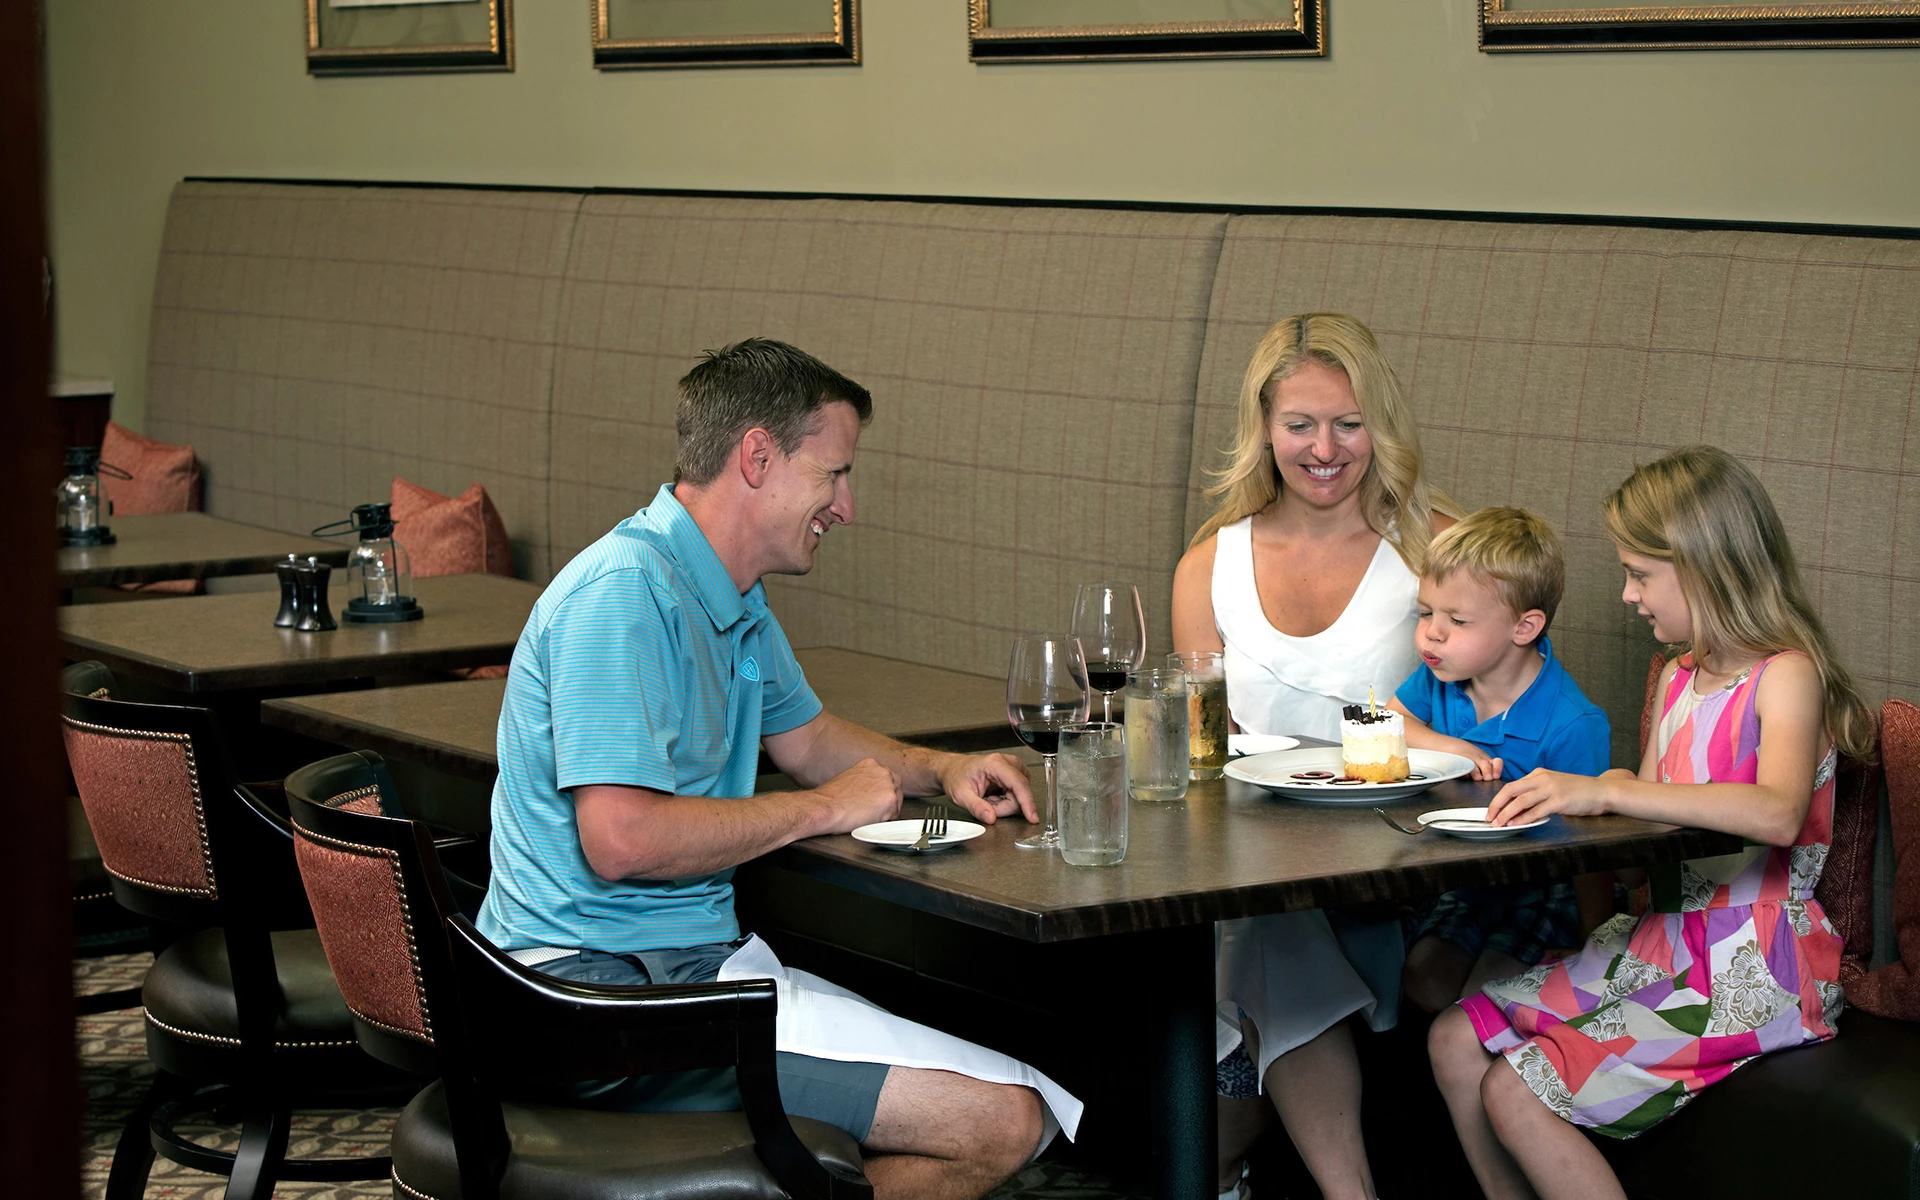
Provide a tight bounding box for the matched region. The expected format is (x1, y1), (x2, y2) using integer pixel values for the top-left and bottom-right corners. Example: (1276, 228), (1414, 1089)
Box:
(1485, 769), (1611, 826)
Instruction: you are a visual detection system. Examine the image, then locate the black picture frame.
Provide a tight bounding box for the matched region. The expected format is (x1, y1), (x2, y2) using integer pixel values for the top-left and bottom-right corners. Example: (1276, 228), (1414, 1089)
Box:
(305, 0), (513, 75)
(591, 0), (860, 69)
(1479, 1), (1920, 52)
(968, 0), (1325, 63)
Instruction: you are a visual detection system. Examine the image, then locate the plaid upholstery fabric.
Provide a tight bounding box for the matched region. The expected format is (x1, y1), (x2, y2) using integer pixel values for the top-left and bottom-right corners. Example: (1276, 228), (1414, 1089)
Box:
(143, 182), (582, 580)
(550, 196), (1227, 673)
(1188, 216), (1920, 765)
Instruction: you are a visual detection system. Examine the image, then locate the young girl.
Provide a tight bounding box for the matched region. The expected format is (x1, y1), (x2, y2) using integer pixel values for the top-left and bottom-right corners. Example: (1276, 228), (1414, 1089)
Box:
(1427, 445), (1875, 1200)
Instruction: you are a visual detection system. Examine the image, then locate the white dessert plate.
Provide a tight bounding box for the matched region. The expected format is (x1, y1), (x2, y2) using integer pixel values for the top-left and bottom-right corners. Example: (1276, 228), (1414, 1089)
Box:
(1417, 806), (1549, 840)
(850, 819), (986, 852)
(1229, 733), (1300, 757)
(1225, 747), (1474, 804)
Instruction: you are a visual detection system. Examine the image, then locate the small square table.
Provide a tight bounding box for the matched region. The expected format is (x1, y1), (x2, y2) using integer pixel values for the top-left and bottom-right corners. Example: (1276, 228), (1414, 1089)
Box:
(59, 572), (541, 693)
(57, 512), (348, 589)
(258, 648), (1013, 785)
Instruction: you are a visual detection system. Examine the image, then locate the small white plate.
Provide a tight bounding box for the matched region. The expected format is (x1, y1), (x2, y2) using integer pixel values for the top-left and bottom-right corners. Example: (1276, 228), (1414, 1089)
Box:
(1228, 733), (1300, 757)
(1225, 746), (1474, 804)
(850, 818), (986, 852)
(1417, 806), (1549, 840)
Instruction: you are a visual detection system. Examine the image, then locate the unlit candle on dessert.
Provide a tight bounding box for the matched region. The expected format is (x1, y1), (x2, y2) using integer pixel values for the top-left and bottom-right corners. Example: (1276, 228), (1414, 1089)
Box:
(1340, 703), (1409, 783)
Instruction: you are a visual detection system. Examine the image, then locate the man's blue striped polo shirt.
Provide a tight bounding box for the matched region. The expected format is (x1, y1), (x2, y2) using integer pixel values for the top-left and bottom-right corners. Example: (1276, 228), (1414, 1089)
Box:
(476, 483), (822, 955)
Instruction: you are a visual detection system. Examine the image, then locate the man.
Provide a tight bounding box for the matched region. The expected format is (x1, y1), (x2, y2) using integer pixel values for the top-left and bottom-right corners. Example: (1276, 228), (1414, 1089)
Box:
(478, 339), (1069, 1200)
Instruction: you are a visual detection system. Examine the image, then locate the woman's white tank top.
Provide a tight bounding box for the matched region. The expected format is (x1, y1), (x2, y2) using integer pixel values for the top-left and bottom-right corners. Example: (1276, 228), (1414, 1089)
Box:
(1211, 516), (1422, 744)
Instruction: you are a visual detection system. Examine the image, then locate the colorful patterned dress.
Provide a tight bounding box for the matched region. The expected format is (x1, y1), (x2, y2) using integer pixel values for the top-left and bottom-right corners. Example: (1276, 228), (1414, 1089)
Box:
(1459, 651), (1844, 1138)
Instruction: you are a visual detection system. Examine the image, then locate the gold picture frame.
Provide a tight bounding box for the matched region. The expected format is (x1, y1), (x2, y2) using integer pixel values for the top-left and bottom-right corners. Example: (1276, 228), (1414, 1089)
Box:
(1480, 1), (1920, 51)
(967, 0), (1324, 62)
(305, 0), (513, 75)
(591, 0), (860, 69)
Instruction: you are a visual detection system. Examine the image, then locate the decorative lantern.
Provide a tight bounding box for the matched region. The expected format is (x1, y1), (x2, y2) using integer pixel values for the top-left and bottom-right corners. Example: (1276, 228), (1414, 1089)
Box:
(55, 447), (129, 547)
(313, 503), (423, 623)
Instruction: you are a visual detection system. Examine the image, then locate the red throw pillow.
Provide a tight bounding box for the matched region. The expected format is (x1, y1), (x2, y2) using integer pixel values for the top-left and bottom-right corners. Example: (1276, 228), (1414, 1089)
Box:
(389, 478), (514, 580)
(100, 420), (200, 516)
(1842, 699), (1920, 1022)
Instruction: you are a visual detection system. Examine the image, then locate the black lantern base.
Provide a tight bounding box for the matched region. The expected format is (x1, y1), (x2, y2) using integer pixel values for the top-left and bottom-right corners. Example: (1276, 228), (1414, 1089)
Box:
(343, 595), (424, 624)
(59, 525), (115, 548)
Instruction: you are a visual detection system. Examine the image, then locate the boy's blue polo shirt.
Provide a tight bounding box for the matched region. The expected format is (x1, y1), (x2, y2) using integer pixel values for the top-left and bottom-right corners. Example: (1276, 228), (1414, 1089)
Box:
(1393, 636), (1610, 778)
(477, 484), (822, 955)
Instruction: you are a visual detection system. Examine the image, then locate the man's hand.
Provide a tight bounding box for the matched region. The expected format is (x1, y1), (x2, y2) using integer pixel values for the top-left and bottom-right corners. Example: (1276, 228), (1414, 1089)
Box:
(1485, 768), (1610, 826)
(935, 752), (1037, 824)
(811, 758), (904, 833)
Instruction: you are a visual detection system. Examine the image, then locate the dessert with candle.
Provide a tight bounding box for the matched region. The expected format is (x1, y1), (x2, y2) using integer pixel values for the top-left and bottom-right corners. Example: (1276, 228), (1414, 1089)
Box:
(1340, 699), (1409, 783)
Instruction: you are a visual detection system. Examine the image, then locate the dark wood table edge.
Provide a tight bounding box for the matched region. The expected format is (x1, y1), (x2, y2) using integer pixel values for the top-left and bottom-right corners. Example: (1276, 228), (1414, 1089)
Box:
(768, 822), (1744, 945)
(260, 696), (503, 781)
(58, 634), (514, 694)
(256, 709), (1012, 785)
(58, 545), (351, 589)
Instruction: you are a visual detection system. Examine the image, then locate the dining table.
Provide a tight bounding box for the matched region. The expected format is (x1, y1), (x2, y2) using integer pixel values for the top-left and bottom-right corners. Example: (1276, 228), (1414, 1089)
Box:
(258, 647), (1013, 786)
(754, 746), (1742, 1200)
(56, 511), (348, 589)
(58, 571), (542, 693)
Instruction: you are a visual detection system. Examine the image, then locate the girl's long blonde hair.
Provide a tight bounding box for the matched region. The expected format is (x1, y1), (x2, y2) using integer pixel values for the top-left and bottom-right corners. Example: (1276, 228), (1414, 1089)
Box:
(1190, 312), (1457, 571)
(1603, 445), (1875, 762)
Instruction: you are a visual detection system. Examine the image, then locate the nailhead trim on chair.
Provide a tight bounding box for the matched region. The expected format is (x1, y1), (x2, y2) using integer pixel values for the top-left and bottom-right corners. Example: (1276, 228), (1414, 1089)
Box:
(295, 822), (435, 1042)
(392, 1168), (441, 1200)
(62, 715), (218, 899)
(144, 1010), (358, 1050)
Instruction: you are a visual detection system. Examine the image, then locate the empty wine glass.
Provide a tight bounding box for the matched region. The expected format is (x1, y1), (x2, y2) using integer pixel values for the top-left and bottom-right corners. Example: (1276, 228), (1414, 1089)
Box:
(1070, 582), (1147, 722)
(1005, 635), (1091, 850)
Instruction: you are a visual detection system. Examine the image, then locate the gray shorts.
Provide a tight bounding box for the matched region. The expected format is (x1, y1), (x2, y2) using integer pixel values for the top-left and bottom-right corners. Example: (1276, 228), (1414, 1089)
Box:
(534, 944), (890, 1142)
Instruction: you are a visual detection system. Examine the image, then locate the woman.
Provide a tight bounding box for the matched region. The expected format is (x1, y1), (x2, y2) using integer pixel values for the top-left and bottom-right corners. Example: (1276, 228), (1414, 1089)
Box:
(1172, 312), (1456, 1200)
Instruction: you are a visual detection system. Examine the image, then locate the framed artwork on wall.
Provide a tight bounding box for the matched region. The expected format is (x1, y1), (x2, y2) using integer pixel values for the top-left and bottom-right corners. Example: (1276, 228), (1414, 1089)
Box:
(967, 0), (1325, 62)
(305, 0), (513, 75)
(591, 0), (860, 68)
(1479, 1), (1920, 51)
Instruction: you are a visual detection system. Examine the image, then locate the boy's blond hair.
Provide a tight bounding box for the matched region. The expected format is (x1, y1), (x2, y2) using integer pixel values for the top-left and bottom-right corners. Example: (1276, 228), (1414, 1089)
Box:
(1424, 507), (1565, 639)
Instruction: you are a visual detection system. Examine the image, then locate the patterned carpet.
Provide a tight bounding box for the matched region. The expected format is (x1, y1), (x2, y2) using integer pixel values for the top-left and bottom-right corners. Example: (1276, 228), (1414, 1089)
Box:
(76, 952), (1150, 1200)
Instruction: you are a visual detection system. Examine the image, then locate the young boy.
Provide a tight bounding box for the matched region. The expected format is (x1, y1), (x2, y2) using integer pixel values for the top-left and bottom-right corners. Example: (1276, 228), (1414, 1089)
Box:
(1389, 507), (1613, 1013)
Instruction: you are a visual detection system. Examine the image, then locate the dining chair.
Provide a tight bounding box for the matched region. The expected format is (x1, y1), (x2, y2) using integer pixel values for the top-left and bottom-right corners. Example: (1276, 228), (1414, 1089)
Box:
(60, 662), (402, 1200)
(285, 749), (874, 1200)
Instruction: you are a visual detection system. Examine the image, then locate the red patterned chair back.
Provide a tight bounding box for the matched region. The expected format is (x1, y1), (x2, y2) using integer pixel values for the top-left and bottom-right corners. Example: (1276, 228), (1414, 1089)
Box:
(287, 752), (461, 1075)
(59, 662), (306, 926)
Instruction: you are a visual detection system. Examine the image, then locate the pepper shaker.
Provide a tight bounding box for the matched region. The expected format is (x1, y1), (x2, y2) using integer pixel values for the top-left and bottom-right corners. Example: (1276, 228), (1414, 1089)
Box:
(293, 557), (337, 632)
(272, 554), (302, 628)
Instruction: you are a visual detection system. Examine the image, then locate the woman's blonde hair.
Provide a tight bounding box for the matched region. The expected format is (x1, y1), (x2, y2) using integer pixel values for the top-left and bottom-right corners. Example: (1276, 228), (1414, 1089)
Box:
(1190, 312), (1457, 570)
(1602, 445), (1875, 762)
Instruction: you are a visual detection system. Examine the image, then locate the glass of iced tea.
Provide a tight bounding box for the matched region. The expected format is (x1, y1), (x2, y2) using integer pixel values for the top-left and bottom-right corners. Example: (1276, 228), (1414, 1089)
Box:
(1168, 650), (1229, 780)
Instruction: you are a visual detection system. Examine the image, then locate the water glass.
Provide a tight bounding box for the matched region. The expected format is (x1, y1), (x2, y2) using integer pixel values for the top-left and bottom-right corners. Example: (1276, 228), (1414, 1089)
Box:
(1057, 721), (1126, 867)
(1168, 651), (1229, 780)
(1124, 667), (1190, 801)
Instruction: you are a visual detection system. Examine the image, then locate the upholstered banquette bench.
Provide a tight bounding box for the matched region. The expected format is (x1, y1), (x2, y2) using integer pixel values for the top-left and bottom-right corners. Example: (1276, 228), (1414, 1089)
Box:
(139, 180), (1920, 1195)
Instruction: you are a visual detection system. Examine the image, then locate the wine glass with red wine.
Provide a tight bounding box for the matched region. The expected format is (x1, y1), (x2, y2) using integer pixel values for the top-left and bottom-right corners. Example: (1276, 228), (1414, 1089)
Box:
(1006, 635), (1091, 850)
(1070, 582), (1147, 722)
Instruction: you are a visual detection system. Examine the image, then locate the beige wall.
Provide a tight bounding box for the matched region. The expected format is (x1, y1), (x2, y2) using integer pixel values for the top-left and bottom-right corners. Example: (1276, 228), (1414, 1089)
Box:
(46, 1), (1920, 431)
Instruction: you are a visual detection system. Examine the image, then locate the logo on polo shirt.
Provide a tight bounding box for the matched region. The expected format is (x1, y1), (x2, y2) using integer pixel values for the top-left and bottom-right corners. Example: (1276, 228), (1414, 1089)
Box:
(740, 656), (761, 682)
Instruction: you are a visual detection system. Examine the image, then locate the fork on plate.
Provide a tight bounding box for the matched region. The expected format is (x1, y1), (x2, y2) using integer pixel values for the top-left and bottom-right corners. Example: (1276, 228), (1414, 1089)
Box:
(912, 804), (950, 851)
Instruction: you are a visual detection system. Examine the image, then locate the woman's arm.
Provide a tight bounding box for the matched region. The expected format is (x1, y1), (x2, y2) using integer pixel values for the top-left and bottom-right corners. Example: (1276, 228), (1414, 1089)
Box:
(1171, 536), (1224, 655)
(1485, 654), (1825, 845)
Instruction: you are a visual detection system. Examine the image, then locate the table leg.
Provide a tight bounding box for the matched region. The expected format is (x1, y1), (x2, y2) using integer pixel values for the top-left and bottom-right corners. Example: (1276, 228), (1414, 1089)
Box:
(1144, 923), (1216, 1200)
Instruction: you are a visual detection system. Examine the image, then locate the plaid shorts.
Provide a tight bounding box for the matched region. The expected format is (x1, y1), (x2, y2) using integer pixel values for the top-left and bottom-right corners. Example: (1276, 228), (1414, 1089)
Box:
(1410, 881), (1580, 967)
(1216, 1007), (1261, 1099)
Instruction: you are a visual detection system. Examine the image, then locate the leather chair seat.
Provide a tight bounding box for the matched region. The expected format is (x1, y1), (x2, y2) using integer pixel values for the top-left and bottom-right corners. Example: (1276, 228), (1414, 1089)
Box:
(392, 1080), (867, 1200)
(142, 927), (369, 1079)
(1605, 1009), (1920, 1198)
